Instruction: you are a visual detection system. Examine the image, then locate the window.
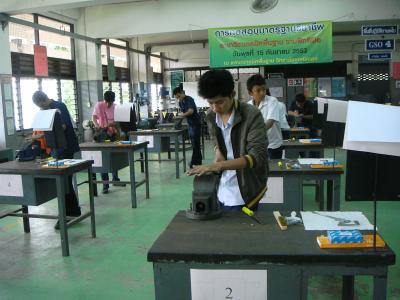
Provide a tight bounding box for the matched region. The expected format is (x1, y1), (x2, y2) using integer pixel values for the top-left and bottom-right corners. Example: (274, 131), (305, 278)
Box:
(20, 78), (40, 129)
(12, 77), (22, 130)
(61, 80), (77, 123)
(109, 47), (128, 68)
(121, 82), (131, 103)
(38, 16), (73, 60)
(150, 52), (162, 73)
(9, 14), (35, 55)
(111, 82), (122, 103)
(41, 78), (59, 100)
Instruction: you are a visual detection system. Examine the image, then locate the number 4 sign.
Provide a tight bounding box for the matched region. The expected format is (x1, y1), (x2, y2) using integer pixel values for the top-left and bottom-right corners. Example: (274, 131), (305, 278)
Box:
(190, 269), (267, 300)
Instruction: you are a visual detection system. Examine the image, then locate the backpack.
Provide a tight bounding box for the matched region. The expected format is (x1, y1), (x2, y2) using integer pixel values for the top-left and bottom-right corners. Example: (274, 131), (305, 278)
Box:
(16, 140), (42, 161)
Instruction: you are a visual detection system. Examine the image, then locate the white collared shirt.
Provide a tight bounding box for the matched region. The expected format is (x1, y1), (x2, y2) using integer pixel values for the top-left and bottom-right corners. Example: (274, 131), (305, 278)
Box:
(248, 95), (283, 149)
(215, 109), (245, 206)
(277, 101), (290, 130)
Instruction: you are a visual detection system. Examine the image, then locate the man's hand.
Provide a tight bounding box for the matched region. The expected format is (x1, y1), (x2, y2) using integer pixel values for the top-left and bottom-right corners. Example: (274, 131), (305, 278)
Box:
(187, 163), (222, 176)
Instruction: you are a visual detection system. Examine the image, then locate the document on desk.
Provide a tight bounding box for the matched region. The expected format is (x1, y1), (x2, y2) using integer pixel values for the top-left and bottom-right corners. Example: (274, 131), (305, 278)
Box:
(0, 174), (23, 197)
(301, 211), (374, 230)
(190, 269), (267, 300)
(297, 158), (334, 165)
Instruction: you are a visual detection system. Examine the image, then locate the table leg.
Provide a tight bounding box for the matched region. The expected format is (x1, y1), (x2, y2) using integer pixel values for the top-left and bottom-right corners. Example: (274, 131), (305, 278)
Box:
(175, 135), (180, 179)
(319, 180), (325, 211)
(327, 180), (333, 211)
(144, 146), (150, 199)
(56, 175), (69, 257)
(128, 151), (137, 208)
(22, 205), (30, 233)
(182, 133), (186, 173)
(342, 275), (354, 300)
(373, 274), (387, 300)
(333, 176), (341, 211)
(140, 152), (144, 173)
(87, 167), (96, 238)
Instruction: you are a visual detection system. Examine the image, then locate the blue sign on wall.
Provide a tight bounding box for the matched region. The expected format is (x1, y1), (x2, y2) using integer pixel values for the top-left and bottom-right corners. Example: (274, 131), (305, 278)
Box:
(365, 39), (395, 51)
(368, 52), (392, 60)
(361, 25), (398, 35)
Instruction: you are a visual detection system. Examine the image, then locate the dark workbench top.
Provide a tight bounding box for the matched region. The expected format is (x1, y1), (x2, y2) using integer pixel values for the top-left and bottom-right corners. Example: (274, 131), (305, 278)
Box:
(0, 159), (92, 175)
(147, 211), (395, 265)
(282, 140), (324, 149)
(269, 159), (344, 175)
(129, 129), (185, 135)
(79, 141), (148, 150)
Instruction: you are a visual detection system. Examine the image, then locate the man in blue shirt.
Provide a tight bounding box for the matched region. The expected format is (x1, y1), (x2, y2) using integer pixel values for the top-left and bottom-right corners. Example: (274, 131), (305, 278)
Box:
(173, 86), (202, 168)
(32, 91), (81, 229)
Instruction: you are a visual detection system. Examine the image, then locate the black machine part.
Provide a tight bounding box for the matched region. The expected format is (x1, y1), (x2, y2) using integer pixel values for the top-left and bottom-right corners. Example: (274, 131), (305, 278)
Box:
(186, 173), (222, 220)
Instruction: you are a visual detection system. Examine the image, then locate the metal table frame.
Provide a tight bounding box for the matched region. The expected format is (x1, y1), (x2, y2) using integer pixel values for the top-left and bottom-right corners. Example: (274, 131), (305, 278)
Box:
(79, 141), (150, 208)
(129, 130), (186, 179)
(0, 160), (96, 257)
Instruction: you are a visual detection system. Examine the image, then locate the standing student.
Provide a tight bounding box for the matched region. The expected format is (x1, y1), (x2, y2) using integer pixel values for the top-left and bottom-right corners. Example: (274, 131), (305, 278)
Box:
(173, 86), (202, 169)
(92, 91), (124, 194)
(247, 74), (283, 159)
(32, 91), (81, 229)
(288, 93), (313, 129)
(277, 101), (290, 140)
(187, 70), (268, 211)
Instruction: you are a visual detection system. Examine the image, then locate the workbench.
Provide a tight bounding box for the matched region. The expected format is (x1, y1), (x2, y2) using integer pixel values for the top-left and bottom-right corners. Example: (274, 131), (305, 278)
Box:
(283, 140), (324, 159)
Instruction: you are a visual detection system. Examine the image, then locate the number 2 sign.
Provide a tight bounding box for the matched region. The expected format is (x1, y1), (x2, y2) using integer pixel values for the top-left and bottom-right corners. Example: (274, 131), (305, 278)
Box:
(190, 269), (267, 300)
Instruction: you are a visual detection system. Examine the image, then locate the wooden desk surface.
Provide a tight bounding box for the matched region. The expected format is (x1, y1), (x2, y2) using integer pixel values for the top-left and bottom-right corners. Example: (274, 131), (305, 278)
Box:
(147, 211), (395, 265)
(283, 140), (323, 149)
(269, 159), (344, 175)
(129, 129), (185, 135)
(79, 141), (148, 150)
(0, 160), (92, 175)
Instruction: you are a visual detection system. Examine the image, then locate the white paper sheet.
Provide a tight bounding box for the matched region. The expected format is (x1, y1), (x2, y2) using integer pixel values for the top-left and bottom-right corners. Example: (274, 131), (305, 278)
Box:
(326, 99), (348, 123)
(137, 135), (154, 148)
(269, 87), (283, 98)
(342, 101), (400, 156)
(345, 101), (400, 143)
(301, 211), (374, 230)
(31, 109), (57, 131)
(297, 158), (334, 165)
(314, 97), (328, 114)
(81, 151), (102, 167)
(0, 174), (23, 197)
(260, 178), (283, 204)
(190, 269), (267, 300)
(114, 103), (132, 122)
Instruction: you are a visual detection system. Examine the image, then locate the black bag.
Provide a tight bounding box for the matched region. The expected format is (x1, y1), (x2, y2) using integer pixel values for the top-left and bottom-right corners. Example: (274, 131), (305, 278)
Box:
(16, 140), (42, 161)
(93, 128), (109, 143)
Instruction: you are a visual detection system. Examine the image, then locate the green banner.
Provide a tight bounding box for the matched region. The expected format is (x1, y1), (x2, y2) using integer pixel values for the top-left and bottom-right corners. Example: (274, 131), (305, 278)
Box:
(209, 21), (332, 68)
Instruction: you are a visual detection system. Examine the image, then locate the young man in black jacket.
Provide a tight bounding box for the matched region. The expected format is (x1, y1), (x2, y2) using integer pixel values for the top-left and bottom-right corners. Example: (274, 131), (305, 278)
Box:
(187, 70), (268, 211)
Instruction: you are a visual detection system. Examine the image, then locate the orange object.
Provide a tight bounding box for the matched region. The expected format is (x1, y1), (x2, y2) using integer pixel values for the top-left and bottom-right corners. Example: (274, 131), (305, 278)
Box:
(33, 130), (51, 155)
(300, 141), (322, 145)
(317, 234), (385, 249)
(310, 164), (344, 169)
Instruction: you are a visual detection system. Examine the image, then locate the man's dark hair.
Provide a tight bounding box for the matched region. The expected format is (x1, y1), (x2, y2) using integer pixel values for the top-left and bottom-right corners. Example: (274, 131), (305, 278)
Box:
(246, 74), (265, 92)
(32, 91), (48, 103)
(198, 69), (234, 99)
(104, 91), (115, 102)
(295, 93), (306, 103)
(172, 86), (183, 96)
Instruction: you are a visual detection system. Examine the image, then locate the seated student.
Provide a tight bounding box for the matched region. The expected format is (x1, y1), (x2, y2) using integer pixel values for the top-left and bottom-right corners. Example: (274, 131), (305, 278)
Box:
(32, 91), (81, 229)
(92, 91), (125, 194)
(288, 93), (313, 129)
(187, 69), (268, 212)
(247, 74), (283, 159)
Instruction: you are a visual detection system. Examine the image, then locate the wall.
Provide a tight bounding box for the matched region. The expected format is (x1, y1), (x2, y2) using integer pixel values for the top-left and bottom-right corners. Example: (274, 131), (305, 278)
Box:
(83, 0), (400, 38)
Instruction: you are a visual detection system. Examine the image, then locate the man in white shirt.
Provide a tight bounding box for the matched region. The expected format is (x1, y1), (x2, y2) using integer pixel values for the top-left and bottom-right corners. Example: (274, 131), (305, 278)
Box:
(247, 74), (283, 159)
